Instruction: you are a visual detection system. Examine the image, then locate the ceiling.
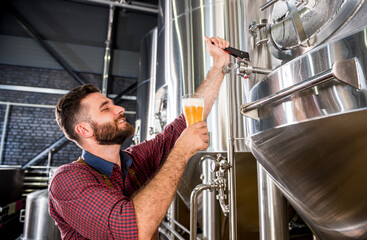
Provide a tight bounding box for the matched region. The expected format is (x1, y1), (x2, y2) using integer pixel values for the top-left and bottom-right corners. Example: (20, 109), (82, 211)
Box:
(0, 0), (159, 77)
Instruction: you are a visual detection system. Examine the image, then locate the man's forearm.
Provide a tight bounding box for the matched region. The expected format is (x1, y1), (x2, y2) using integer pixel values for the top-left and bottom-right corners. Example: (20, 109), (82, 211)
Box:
(195, 36), (230, 120)
(132, 147), (190, 239)
(196, 64), (226, 120)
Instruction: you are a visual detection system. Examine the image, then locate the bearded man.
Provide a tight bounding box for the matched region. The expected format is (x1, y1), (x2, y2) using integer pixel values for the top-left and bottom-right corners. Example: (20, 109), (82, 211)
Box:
(49, 36), (230, 239)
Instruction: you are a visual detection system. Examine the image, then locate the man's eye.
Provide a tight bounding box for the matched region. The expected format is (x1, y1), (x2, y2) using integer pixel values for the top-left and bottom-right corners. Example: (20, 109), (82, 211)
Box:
(102, 108), (109, 112)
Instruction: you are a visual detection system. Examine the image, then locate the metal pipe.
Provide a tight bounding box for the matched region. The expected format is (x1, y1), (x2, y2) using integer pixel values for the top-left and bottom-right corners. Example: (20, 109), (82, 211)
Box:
(201, 156), (220, 240)
(0, 85), (136, 100)
(147, 27), (158, 140)
(242, 52), (360, 121)
(190, 184), (216, 240)
(166, 216), (190, 235)
(21, 137), (68, 169)
(251, 66), (272, 75)
(0, 85), (70, 95)
(102, 5), (116, 95)
(161, 221), (185, 240)
(7, 3), (86, 85)
(227, 137), (237, 240)
(167, 196), (177, 239)
(0, 104), (11, 164)
(47, 149), (54, 174)
(112, 82), (138, 104)
(260, 0), (280, 11)
(158, 227), (174, 240)
(0, 100), (134, 115)
(226, 1), (239, 238)
(257, 163), (289, 240)
(70, 0), (158, 14)
(241, 68), (333, 118)
(0, 101), (55, 109)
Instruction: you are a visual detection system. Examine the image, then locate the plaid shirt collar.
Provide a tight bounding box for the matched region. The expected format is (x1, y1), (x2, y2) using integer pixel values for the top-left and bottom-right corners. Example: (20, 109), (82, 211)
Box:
(82, 149), (132, 178)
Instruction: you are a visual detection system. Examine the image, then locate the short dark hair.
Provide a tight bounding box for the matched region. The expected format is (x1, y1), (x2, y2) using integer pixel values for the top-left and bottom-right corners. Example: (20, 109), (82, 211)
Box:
(55, 84), (100, 142)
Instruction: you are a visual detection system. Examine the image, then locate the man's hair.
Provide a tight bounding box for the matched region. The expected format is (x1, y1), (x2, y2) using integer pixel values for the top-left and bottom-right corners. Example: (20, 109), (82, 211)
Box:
(55, 84), (100, 142)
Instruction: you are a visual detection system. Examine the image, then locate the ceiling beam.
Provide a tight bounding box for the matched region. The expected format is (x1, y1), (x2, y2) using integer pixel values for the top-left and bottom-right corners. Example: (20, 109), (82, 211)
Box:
(70, 0), (159, 14)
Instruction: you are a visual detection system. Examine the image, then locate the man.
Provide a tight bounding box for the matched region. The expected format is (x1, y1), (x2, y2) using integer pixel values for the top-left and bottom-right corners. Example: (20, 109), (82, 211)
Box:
(49, 36), (230, 239)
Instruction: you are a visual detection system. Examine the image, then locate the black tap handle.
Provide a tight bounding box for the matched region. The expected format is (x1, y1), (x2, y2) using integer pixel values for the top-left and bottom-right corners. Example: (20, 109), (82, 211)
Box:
(223, 47), (250, 60)
(211, 41), (249, 60)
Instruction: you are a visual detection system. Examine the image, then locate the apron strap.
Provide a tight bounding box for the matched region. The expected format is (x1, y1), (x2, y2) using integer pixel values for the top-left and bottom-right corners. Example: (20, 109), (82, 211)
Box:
(77, 158), (113, 190)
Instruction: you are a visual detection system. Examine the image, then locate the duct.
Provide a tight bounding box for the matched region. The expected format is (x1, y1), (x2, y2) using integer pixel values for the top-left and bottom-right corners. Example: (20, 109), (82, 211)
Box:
(101, 5), (116, 95)
(69, 0), (159, 14)
(6, 3), (86, 85)
(242, 4), (367, 237)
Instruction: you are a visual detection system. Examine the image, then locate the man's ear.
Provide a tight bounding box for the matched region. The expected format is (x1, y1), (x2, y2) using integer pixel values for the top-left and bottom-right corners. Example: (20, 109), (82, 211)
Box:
(75, 122), (93, 138)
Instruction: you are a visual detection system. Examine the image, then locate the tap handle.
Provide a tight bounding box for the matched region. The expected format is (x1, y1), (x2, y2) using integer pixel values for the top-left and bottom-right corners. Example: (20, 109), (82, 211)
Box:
(211, 41), (250, 60)
(223, 47), (250, 60)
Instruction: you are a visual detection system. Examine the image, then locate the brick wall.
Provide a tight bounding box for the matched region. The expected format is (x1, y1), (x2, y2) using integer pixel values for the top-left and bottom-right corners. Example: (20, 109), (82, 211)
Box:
(0, 64), (137, 166)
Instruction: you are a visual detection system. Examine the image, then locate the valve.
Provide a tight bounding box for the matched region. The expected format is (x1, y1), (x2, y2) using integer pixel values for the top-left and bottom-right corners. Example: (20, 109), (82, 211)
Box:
(237, 59), (272, 78)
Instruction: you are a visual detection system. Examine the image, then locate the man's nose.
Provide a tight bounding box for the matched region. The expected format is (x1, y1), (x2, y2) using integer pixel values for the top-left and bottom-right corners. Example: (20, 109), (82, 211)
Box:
(114, 105), (125, 115)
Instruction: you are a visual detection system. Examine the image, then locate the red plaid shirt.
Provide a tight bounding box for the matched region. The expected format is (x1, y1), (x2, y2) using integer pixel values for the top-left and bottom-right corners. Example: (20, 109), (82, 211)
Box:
(49, 115), (186, 239)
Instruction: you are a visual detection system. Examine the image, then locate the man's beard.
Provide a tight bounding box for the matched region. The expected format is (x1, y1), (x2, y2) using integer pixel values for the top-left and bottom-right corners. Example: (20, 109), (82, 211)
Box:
(90, 115), (135, 145)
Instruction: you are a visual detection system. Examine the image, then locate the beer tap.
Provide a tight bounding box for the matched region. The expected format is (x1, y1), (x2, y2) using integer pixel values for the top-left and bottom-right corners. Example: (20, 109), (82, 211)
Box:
(211, 41), (272, 76)
(219, 45), (272, 77)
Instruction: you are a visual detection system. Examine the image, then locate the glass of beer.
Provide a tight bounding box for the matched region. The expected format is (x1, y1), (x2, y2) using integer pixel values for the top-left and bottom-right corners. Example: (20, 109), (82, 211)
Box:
(182, 93), (204, 127)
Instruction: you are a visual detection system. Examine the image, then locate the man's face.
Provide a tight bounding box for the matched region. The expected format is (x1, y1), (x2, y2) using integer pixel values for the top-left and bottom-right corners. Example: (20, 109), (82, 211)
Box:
(90, 114), (135, 145)
(81, 92), (135, 145)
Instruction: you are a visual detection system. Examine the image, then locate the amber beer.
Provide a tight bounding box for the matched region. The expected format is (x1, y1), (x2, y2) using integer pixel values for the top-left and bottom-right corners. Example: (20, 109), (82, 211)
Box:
(182, 94), (204, 126)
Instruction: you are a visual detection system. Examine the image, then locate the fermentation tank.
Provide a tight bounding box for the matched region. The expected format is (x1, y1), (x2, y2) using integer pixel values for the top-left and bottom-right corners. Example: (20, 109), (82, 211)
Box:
(156, 0), (259, 239)
(21, 189), (61, 240)
(242, 0), (367, 239)
(135, 27), (158, 144)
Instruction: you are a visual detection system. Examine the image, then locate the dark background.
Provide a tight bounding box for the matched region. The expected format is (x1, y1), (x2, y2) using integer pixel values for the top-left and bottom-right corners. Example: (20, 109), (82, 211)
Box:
(0, 0), (158, 167)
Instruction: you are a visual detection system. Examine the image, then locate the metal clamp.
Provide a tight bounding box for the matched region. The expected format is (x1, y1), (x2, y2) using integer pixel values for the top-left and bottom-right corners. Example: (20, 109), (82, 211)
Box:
(249, 19), (269, 46)
(260, 0), (307, 44)
(241, 58), (361, 120)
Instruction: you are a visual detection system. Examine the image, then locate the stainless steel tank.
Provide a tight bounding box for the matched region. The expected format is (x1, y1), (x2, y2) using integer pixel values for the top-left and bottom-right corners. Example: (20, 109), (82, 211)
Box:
(135, 27), (158, 144)
(157, 0), (259, 238)
(244, 1), (290, 239)
(242, 0), (367, 239)
(157, 0), (246, 149)
(22, 189), (61, 240)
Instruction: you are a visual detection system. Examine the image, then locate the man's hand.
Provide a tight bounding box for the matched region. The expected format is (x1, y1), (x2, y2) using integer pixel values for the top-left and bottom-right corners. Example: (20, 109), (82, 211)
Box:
(205, 36), (230, 68)
(174, 121), (209, 159)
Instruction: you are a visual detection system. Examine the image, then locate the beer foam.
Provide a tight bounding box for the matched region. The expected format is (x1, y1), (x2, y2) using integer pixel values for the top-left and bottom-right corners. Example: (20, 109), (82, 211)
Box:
(182, 98), (204, 107)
